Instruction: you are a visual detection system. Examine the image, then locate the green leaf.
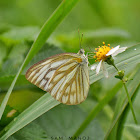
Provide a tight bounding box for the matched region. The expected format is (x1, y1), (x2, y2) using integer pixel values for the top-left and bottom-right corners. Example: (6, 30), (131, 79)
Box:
(125, 124), (140, 137)
(8, 105), (104, 140)
(8, 122), (48, 140)
(0, 43), (29, 76)
(0, 0), (80, 121)
(0, 26), (40, 46)
(0, 105), (19, 128)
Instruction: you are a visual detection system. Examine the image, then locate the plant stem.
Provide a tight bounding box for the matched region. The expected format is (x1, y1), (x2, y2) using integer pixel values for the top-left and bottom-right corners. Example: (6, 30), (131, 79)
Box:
(112, 63), (138, 124)
(122, 82), (138, 124)
(112, 63), (119, 71)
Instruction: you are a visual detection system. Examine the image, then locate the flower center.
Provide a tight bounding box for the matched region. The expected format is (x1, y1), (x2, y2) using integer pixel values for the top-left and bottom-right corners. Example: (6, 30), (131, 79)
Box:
(94, 42), (113, 62)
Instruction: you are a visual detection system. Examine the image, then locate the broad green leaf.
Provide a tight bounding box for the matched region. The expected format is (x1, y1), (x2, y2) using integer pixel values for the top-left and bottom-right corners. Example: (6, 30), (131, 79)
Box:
(1, 43), (28, 76)
(0, 26), (40, 46)
(8, 105), (104, 140)
(0, 105), (20, 128)
(9, 122), (48, 140)
(0, 0), (80, 121)
(125, 124), (140, 137)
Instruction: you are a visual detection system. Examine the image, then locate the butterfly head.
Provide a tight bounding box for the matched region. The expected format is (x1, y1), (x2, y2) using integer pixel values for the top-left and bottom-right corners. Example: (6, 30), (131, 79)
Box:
(78, 49), (85, 55)
(76, 49), (89, 66)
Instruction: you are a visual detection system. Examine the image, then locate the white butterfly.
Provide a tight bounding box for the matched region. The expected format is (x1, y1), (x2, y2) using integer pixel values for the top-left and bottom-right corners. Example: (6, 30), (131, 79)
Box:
(26, 49), (89, 105)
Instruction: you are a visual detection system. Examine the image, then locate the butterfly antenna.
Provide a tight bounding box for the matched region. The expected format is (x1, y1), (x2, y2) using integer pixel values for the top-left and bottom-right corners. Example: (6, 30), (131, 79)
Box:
(78, 29), (81, 49)
(80, 33), (83, 49)
(78, 29), (84, 49)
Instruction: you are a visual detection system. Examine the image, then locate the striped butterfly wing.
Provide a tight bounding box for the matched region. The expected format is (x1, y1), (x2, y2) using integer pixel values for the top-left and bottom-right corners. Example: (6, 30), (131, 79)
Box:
(26, 53), (89, 105)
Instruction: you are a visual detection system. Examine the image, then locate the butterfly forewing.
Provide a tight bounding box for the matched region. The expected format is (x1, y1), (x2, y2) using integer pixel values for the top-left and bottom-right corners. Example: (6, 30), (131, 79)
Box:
(26, 52), (89, 105)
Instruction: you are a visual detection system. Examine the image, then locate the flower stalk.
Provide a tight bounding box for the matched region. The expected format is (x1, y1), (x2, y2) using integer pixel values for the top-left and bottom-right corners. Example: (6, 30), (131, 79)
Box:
(123, 82), (138, 124)
(112, 63), (138, 124)
(105, 51), (137, 124)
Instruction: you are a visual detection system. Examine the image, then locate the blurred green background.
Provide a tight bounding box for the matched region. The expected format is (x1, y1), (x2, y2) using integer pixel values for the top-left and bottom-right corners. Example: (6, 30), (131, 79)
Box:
(0, 0), (140, 139)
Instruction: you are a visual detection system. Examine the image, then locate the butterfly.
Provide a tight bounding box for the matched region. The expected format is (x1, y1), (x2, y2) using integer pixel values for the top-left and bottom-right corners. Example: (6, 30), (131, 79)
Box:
(26, 49), (89, 105)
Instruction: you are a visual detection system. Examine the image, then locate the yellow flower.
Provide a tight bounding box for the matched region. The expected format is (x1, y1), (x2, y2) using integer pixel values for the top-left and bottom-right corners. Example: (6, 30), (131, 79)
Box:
(94, 42), (112, 62)
(91, 42), (127, 78)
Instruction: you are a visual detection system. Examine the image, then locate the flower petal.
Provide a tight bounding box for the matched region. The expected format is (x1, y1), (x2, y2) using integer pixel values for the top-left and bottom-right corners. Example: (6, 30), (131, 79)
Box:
(112, 47), (127, 57)
(101, 61), (108, 78)
(106, 45), (120, 56)
(96, 60), (102, 74)
(91, 64), (97, 70)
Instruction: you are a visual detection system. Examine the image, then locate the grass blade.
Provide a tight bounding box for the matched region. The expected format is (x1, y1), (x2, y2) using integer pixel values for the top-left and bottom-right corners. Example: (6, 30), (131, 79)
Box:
(0, 0), (79, 120)
(0, 94), (60, 140)
(72, 81), (122, 137)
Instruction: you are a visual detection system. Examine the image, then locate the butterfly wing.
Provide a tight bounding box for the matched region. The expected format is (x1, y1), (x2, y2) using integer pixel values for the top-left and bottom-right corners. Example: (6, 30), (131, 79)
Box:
(26, 53), (89, 105)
